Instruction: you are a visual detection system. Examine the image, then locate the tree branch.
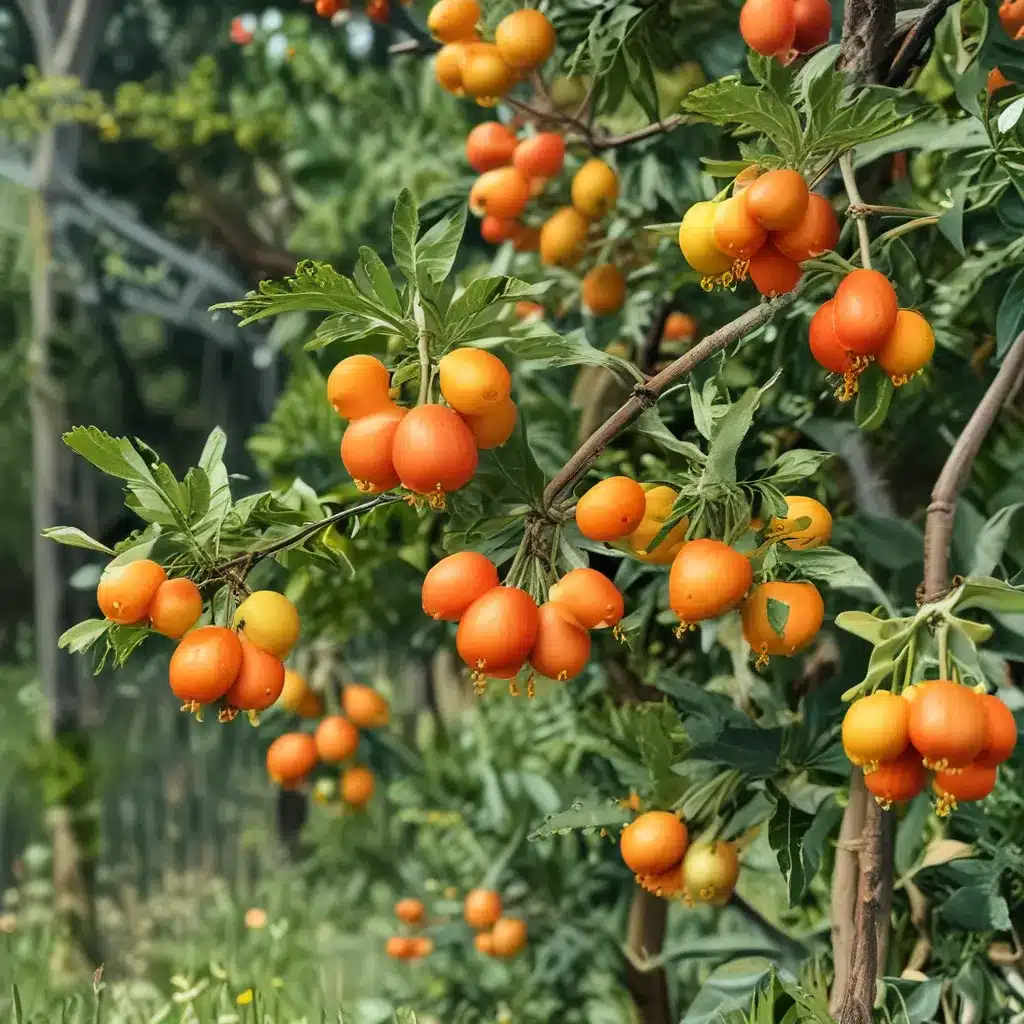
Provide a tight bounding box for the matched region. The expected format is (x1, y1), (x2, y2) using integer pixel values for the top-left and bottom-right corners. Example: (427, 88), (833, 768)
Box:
(638, 300), (673, 376)
(839, 154), (872, 269)
(624, 890), (672, 1024)
(885, 0), (959, 87)
(923, 330), (1024, 601)
(838, 0), (897, 83)
(596, 115), (687, 150)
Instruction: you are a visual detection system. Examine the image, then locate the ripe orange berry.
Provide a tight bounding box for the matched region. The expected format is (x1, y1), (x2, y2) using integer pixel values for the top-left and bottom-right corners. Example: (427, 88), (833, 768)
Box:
(540, 206), (590, 267)
(832, 270), (899, 356)
(988, 67), (1013, 94)
(395, 897), (425, 924)
(495, 8), (555, 69)
(663, 312), (697, 342)
(457, 586), (540, 675)
(340, 405), (406, 492)
(469, 167), (531, 221)
(278, 669), (316, 714)
(627, 485), (688, 564)
(460, 43), (516, 101)
(733, 165), (762, 195)
(548, 568), (624, 630)
(741, 581), (824, 658)
(266, 732), (318, 787)
(409, 936), (434, 958)
(386, 935), (415, 959)
(712, 195), (767, 259)
(341, 764), (375, 806)
(864, 749), (927, 806)
(528, 603), (591, 681)
(875, 309), (935, 381)
(767, 495), (832, 549)
(842, 691), (910, 768)
(327, 355), (392, 420)
(466, 122), (518, 173)
(575, 476), (647, 542)
(808, 299), (852, 374)
(513, 132), (565, 179)
(678, 202), (733, 276)
(474, 931), (495, 954)
(792, 0), (832, 50)
(571, 159), (619, 218)
(316, 0), (341, 16)
(581, 263), (626, 316)
(223, 634), (286, 712)
(427, 0), (480, 42)
(1000, 0), (1024, 35)
(464, 888), (502, 929)
(620, 811), (688, 875)
(669, 539), (752, 624)
(682, 841), (740, 906)
(233, 590), (300, 660)
(748, 245), (803, 297)
(745, 169), (809, 232)
(342, 684), (390, 728)
(366, 0), (389, 25)
(438, 347), (512, 416)
(908, 680), (986, 771)
(934, 763), (997, 811)
(391, 405), (479, 497)
(461, 398), (518, 450)
(148, 577), (203, 638)
(515, 300), (544, 322)
(490, 917), (528, 957)
(975, 694), (1018, 768)
(481, 216), (516, 244)
(435, 41), (475, 93)
(315, 715), (360, 763)
(772, 194), (839, 261)
(421, 551), (500, 621)
(169, 626), (243, 706)
(740, 0), (796, 55)
(97, 558), (167, 625)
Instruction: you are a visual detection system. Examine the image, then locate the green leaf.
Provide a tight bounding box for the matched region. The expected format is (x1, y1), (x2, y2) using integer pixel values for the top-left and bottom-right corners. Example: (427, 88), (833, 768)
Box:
(854, 365), (893, 432)
(884, 978), (943, 1024)
(636, 407), (707, 464)
(969, 503), (1024, 577)
(885, 238), (925, 307)
(780, 546), (891, 613)
(40, 526), (115, 556)
(768, 790), (814, 904)
(445, 276), (546, 337)
(355, 246), (402, 314)
(834, 610), (894, 645)
(952, 576), (1024, 615)
(765, 597), (790, 638)
(391, 189), (419, 284)
(503, 324), (645, 382)
(937, 182), (967, 257)
(63, 426), (151, 482)
(57, 619), (111, 654)
(802, 797), (843, 897)
(996, 268), (1024, 361)
(184, 467), (210, 522)
(701, 372), (780, 487)
(941, 884), (1010, 931)
(527, 802), (634, 840)
(416, 204), (467, 285)
(763, 449), (832, 485)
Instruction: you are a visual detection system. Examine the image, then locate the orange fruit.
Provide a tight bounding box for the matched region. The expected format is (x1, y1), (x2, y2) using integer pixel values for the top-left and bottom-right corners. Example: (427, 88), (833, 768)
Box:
(627, 485), (688, 564)
(513, 132), (565, 179)
(575, 476), (647, 542)
(1000, 0), (1024, 35)
(988, 67), (1013, 94)
(907, 680), (986, 771)
(620, 811), (688, 875)
(396, 897), (425, 924)
(421, 551), (500, 621)
(341, 764), (375, 806)
(739, 0), (796, 55)
(326, 355), (392, 420)
(461, 398), (518, 449)
(266, 732), (318, 787)
(510, 223), (541, 252)
(747, 244), (803, 296)
(548, 568), (623, 629)
(808, 299), (852, 374)
(934, 763), (998, 809)
(767, 495), (832, 549)
(792, 0), (831, 50)
(832, 270), (899, 355)
(637, 862), (685, 898)
(668, 540), (752, 624)
(409, 936), (434, 958)
(315, 715), (360, 762)
(540, 206), (590, 267)
(772, 194), (839, 261)
(975, 694), (1018, 768)
(528, 602), (591, 681)
(438, 348), (512, 416)
(581, 263), (626, 316)
(232, 590), (300, 660)
(682, 841), (740, 906)
(745, 169), (810, 232)
(340, 405), (407, 492)
(712, 194), (767, 259)
(741, 580), (824, 657)
(663, 312), (697, 342)
(678, 202), (733, 276)
(864, 749), (927, 806)
(495, 8), (555, 69)
(391, 405), (479, 497)
(456, 586), (540, 675)
(465, 121), (518, 172)
(342, 684), (390, 728)
(386, 935), (415, 959)
(97, 558), (167, 625)
(460, 43), (516, 100)
(223, 634), (286, 712)
(435, 41), (476, 93)
(875, 309), (935, 380)
(481, 216), (517, 244)
(427, 0), (480, 41)
(169, 626), (243, 705)
(464, 888), (502, 929)
(469, 167), (531, 220)
(474, 931), (495, 954)
(571, 159), (619, 218)
(841, 690), (910, 768)
(733, 165), (762, 195)
(148, 577), (203, 638)
(490, 917), (528, 957)
(279, 669), (315, 713)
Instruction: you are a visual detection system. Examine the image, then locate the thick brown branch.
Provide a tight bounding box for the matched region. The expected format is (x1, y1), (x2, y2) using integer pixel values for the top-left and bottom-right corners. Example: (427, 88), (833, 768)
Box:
(838, 0), (897, 83)
(542, 291), (800, 508)
(624, 891), (671, 1024)
(830, 773), (868, 1016)
(922, 331), (1024, 600)
(886, 0), (959, 87)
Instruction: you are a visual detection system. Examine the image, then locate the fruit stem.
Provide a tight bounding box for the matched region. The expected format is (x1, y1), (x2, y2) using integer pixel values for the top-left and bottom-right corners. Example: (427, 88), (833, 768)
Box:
(901, 631), (917, 693)
(413, 292), (431, 406)
(839, 153), (872, 270)
(937, 620), (950, 679)
(872, 216), (939, 249)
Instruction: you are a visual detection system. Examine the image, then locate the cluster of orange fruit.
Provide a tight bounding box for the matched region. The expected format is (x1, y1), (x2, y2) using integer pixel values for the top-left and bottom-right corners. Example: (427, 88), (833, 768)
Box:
(990, 1), (1024, 94)
(809, 268), (935, 399)
(385, 898), (435, 960)
(430, 0), (556, 104)
(464, 888), (527, 958)
(738, 0), (832, 59)
(842, 683), (1019, 814)
(619, 811), (741, 906)
(679, 168), (838, 294)
(421, 551), (625, 691)
(329, 348), (517, 508)
(313, 0), (395, 25)
(265, 683), (389, 807)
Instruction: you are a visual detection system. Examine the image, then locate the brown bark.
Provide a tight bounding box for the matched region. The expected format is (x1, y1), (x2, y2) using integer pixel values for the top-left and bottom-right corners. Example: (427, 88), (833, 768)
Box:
(830, 773), (868, 1016)
(624, 891), (672, 1024)
(838, 0), (897, 83)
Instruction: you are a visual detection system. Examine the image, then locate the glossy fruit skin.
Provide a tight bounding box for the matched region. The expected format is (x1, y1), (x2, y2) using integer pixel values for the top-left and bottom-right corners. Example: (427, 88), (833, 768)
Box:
(97, 558), (167, 625)
(514, 132), (565, 179)
(663, 312), (697, 341)
(341, 765), (375, 806)
(495, 8), (555, 69)
(386, 936), (415, 959)
(1000, 0), (1024, 35)
(421, 551), (499, 621)
(462, 398), (518, 450)
(678, 202), (733, 276)
(490, 917), (528, 957)
(340, 405), (407, 492)
(576, 476), (647, 542)
(772, 194), (839, 261)
(792, 0), (832, 50)
(409, 936), (434, 958)
(327, 355), (392, 420)
(343, 684), (390, 728)
(975, 694), (1018, 768)
(740, 0), (796, 55)
(391, 405), (479, 496)
(627, 485), (688, 564)
(841, 691), (910, 767)
(315, 716), (360, 763)
(620, 811), (688, 875)
(469, 166), (530, 220)
(466, 122), (517, 173)
(464, 888), (503, 929)
(809, 299), (853, 374)
(733, 165), (762, 195)
(427, 0), (481, 42)
(908, 680), (986, 770)
(745, 169), (809, 231)
(540, 206), (589, 267)
(266, 732), (318, 787)
(529, 603), (591, 681)
(832, 270), (899, 355)
(149, 578), (203, 638)
(768, 495), (832, 549)
(741, 581), (824, 657)
(934, 763), (997, 803)
(481, 216), (516, 244)
(233, 590), (301, 660)
(395, 897), (425, 924)
(864, 748), (927, 805)
(548, 568), (624, 630)
(223, 635), (286, 711)
(461, 44), (516, 100)
(682, 841), (740, 905)
(875, 309), (935, 379)
(669, 540), (753, 624)
(712, 195), (767, 259)
(582, 263), (626, 316)
(435, 41), (474, 93)
(457, 587), (540, 673)
(279, 669), (315, 714)
(988, 67), (1013, 94)
(748, 244), (803, 297)
(169, 626), (243, 704)
(474, 931), (495, 954)
(438, 348), (512, 416)
(572, 159), (619, 218)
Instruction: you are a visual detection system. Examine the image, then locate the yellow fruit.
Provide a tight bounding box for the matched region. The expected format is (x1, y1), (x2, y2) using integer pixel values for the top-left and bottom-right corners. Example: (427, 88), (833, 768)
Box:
(628, 486), (689, 564)
(540, 207), (589, 267)
(232, 591), (300, 659)
(678, 202), (733, 276)
(767, 495), (832, 549)
(571, 159), (619, 218)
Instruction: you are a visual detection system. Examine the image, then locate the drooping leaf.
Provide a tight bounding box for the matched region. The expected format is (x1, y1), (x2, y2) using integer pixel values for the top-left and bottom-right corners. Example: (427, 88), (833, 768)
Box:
(701, 372), (781, 487)
(503, 324), (645, 381)
(40, 526), (115, 556)
(996, 268), (1024, 361)
(636, 407), (707, 464)
(853, 365), (893, 432)
(768, 790), (814, 904)
(527, 802), (634, 840)
(57, 619), (112, 654)
(763, 449), (832, 486)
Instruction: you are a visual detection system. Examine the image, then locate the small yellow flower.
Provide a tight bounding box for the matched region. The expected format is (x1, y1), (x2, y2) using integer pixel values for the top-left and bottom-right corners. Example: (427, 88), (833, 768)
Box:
(244, 908), (268, 930)
(236, 988), (254, 1005)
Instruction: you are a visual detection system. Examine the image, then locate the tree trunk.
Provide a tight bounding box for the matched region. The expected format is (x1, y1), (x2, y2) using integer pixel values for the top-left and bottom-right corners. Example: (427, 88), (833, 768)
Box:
(624, 890), (672, 1024)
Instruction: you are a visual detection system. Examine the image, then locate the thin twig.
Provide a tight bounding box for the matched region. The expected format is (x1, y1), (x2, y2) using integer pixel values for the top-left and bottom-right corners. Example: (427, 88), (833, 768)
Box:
(596, 115), (687, 150)
(886, 0), (959, 86)
(840, 153), (872, 269)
